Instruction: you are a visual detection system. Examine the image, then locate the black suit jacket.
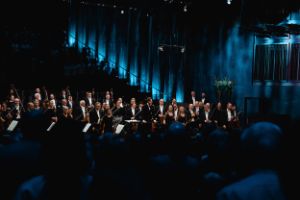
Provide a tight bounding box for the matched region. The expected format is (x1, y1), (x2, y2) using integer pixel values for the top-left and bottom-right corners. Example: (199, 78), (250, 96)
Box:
(112, 107), (125, 118)
(74, 107), (86, 121)
(103, 99), (113, 108)
(155, 105), (166, 118)
(188, 96), (198, 105)
(11, 105), (25, 120)
(125, 107), (139, 120)
(142, 104), (155, 122)
(200, 97), (209, 104)
(67, 101), (75, 109)
(212, 109), (226, 126)
(90, 109), (103, 124)
(85, 98), (95, 107)
(198, 110), (213, 124)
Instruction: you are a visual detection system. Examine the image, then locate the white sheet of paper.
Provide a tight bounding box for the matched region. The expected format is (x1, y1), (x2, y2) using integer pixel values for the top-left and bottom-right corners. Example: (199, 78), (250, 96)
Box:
(7, 120), (18, 132)
(115, 124), (125, 134)
(125, 120), (140, 123)
(47, 122), (56, 132)
(82, 123), (92, 133)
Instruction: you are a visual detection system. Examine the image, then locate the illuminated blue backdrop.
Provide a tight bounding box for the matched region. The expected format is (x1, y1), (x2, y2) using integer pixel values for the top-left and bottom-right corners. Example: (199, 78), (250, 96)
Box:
(68, 2), (300, 119)
(68, 2), (185, 102)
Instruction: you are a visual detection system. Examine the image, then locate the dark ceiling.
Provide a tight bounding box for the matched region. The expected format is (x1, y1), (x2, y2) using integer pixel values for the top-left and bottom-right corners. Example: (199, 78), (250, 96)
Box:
(0, 0), (299, 31)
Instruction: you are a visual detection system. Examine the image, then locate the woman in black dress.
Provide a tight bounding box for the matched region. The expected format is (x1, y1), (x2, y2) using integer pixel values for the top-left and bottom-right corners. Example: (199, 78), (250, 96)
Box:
(100, 108), (113, 134)
(165, 105), (175, 128)
(177, 106), (188, 126)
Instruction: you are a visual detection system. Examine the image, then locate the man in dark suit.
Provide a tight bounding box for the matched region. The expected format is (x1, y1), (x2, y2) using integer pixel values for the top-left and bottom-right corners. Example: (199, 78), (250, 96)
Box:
(198, 103), (215, 135)
(125, 101), (139, 120)
(74, 100), (87, 121)
(188, 91), (197, 105)
(103, 93), (113, 108)
(84, 91), (95, 109)
(155, 99), (166, 119)
(142, 97), (155, 123)
(90, 102), (103, 131)
(67, 95), (75, 110)
(58, 89), (67, 102)
(198, 103), (213, 124)
(212, 102), (226, 128)
(90, 102), (102, 123)
(11, 98), (24, 120)
(141, 97), (155, 133)
(200, 92), (209, 104)
(56, 99), (68, 117)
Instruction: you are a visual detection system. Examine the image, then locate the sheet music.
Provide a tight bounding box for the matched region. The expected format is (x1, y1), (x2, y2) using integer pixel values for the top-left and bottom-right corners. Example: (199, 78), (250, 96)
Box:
(82, 123), (92, 133)
(125, 120), (140, 123)
(47, 122), (56, 132)
(7, 120), (18, 132)
(115, 124), (125, 134)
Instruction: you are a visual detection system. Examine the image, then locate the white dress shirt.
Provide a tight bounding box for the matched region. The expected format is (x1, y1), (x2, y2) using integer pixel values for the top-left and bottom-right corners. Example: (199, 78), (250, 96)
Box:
(15, 105), (21, 119)
(81, 107), (86, 118)
(205, 111), (209, 121)
(227, 109), (232, 121)
(174, 109), (178, 120)
(68, 101), (73, 109)
(96, 109), (100, 124)
(159, 105), (164, 114)
(201, 98), (205, 103)
(88, 97), (92, 106)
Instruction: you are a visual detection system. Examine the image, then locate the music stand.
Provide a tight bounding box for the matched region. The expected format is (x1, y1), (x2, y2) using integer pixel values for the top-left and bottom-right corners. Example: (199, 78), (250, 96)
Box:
(82, 123), (92, 133)
(46, 122), (56, 132)
(115, 124), (125, 135)
(7, 120), (19, 132)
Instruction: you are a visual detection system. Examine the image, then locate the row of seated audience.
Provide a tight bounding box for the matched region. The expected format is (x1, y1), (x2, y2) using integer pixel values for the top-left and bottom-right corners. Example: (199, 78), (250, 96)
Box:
(0, 86), (291, 200)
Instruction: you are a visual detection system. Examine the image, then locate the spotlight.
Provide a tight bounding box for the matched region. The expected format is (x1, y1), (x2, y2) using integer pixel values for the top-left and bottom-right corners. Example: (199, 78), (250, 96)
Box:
(181, 47), (185, 53)
(227, 0), (232, 5)
(113, 4), (117, 8)
(158, 46), (164, 52)
(121, 10), (124, 14)
(183, 5), (188, 12)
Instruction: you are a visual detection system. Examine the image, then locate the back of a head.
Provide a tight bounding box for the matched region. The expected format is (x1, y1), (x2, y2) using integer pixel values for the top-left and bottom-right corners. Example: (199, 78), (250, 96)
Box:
(42, 119), (88, 176)
(241, 122), (283, 170)
(206, 129), (230, 160)
(165, 122), (189, 155)
(96, 134), (130, 169)
(36, 119), (90, 200)
(21, 110), (45, 139)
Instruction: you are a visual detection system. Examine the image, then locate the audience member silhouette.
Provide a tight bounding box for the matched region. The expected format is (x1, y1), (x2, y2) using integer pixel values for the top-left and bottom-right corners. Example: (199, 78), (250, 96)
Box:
(14, 119), (92, 200)
(90, 133), (147, 200)
(146, 122), (200, 199)
(216, 122), (286, 200)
